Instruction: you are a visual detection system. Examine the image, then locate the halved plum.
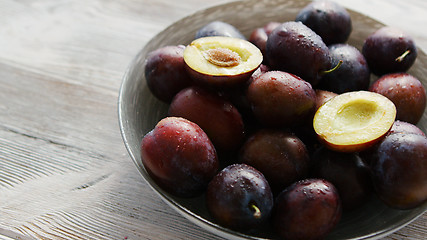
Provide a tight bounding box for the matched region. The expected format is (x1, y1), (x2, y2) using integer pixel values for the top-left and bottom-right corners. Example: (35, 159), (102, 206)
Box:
(183, 36), (263, 88)
(313, 91), (396, 152)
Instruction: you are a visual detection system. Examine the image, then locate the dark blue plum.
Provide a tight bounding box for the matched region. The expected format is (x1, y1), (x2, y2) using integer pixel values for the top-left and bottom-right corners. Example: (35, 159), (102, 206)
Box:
(362, 26), (417, 76)
(265, 21), (331, 86)
(311, 146), (373, 211)
(195, 21), (246, 40)
(318, 44), (370, 93)
(206, 163), (273, 232)
(295, 0), (352, 45)
(371, 133), (427, 209)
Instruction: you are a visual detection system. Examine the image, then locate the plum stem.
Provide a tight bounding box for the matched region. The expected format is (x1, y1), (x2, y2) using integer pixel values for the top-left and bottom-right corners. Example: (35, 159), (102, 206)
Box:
(395, 50), (411, 62)
(249, 202), (261, 219)
(321, 60), (343, 75)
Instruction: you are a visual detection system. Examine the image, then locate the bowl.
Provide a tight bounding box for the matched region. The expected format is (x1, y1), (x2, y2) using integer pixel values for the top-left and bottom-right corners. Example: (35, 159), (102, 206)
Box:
(118, 0), (427, 239)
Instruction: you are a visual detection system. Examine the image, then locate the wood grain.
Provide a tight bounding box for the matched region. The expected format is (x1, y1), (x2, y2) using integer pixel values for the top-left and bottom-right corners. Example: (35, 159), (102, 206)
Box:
(0, 0), (425, 239)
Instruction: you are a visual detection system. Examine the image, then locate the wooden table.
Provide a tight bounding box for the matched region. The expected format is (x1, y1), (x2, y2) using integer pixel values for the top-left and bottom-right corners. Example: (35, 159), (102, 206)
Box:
(0, 0), (425, 239)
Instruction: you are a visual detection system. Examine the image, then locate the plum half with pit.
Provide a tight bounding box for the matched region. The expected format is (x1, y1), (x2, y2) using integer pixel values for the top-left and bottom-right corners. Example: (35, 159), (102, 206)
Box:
(140, 117), (219, 197)
(272, 178), (342, 240)
(371, 133), (427, 209)
(318, 44), (370, 93)
(313, 91), (396, 152)
(168, 86), (245, 152)
(295, 0), (352, 45)
(206, 163), (273, 232)
(247, 71), (316, 127)
(183, 36), (263, 88)
(265, 21), (332, 86)
(362, 26), (418, 76)
(195, 21), (246, 40)
(369, 72), (426, 125)
(239, 129), (310, 193)
(144, 45), (193, 102)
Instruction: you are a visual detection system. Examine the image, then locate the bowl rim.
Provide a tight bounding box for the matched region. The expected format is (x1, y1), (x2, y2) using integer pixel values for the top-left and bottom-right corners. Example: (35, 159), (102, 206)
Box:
(118, 0), (427, 239)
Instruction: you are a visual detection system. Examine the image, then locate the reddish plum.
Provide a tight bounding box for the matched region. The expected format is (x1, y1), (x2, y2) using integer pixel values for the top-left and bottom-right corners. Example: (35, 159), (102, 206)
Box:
(239, 129), (310, 193)
(273, 179), (342, 240)
(168, 86), (245, 152)
(140, 117), (219, 197)
(369, 73), (426, 124)
(247, 71), (316, 127)
(249, 22), (281, 58)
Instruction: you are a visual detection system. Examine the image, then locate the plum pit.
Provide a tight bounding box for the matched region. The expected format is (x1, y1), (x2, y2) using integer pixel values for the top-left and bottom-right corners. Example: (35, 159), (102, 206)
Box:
(203, 48), (241, 67)
(183, 36), (263, 88)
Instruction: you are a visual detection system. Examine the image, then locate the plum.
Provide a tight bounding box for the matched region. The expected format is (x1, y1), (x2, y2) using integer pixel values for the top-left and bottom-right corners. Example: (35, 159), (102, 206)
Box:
(239, 129), (310, 193)
(369, 72), (426, 124)
(311, 147), (373, 210)
(140, 117), (219, 197)
(273, 179), (342, 240)
(206, 163), (273, 231)
(168, 86), (245, 152)
(144, 45), (193, 102)
(318, 44), (370, 93)
(362, 26), (417, 76)
(359, 120), (426, 165)
(219, 64), (270, 120)
(249, 22), (281, 58)
(295, 0), (352, 45)
(314, 89), (337, 111)
(371, 133), (427, 209)
(247, 71), (316, 127)
(262, 21), (282, 35)
(265, 21), (332, 85)
(387, 120), (426, 137)
(195, 21), (246, 40)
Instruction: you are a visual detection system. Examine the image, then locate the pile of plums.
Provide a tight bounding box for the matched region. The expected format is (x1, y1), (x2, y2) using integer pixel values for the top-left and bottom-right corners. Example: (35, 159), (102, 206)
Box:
(140, 0), (427, 239)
